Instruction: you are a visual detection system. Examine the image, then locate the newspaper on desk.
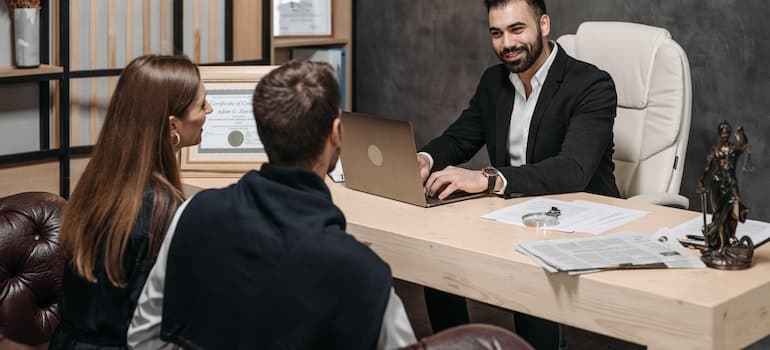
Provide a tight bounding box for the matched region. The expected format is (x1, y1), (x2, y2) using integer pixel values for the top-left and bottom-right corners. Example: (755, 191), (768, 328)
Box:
(517, 232), (705, 274)
(482, 198), (648, 234)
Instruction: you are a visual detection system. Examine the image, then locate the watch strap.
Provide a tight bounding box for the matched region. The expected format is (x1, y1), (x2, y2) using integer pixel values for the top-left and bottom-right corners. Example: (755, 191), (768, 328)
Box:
(483, 167), (497, 193)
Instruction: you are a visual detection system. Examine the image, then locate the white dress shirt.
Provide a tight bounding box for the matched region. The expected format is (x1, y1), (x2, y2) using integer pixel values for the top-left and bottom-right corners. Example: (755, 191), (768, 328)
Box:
(507, 42), (559, 166)
(127, 197), (416, 350)
(420, 42), (559, 194)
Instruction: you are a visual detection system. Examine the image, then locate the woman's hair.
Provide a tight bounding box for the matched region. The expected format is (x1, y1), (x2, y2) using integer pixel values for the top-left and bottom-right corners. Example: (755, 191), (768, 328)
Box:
(61, 54), (200, 287)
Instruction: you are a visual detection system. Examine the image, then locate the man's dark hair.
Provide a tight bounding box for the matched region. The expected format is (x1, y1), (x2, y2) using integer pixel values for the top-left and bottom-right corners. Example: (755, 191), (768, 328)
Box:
(484, 0), (547, 18)
(252, 60), (340, 166)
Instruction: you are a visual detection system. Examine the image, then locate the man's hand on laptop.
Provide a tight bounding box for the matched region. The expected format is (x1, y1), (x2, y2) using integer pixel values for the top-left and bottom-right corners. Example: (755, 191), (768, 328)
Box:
(417, 154), (432, 183)
(424, 166), (487, 200)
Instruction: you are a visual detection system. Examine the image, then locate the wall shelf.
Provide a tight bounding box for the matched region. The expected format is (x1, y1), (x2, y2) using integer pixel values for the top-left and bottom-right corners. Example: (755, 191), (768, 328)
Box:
(0, 64), (63, 78)
(273, 37), (348, 48)
(0, 0), (271, 198)
(0, 65), (63, 83)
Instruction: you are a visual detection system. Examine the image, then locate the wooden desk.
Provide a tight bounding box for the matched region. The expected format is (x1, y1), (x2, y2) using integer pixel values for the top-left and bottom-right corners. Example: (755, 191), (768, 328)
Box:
(183, 176), (770, 350)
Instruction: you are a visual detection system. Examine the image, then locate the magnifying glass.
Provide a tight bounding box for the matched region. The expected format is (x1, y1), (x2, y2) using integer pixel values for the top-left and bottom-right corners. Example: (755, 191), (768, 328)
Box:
(521, 206), (561, 228)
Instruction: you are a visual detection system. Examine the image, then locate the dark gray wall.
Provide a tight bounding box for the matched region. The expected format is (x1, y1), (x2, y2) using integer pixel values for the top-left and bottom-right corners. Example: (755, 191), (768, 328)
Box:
(355, 0), (770, 220)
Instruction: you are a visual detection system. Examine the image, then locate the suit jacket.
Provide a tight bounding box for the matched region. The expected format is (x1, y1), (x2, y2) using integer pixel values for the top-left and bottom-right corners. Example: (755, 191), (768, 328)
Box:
(421, 44), (620, 198)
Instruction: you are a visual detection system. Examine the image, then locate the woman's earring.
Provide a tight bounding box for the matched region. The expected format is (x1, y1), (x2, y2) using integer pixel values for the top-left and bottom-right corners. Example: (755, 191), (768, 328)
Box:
(172, 132), (181, 146)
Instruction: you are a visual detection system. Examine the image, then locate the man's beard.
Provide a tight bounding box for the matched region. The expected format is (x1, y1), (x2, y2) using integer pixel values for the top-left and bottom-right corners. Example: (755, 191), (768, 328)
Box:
(497, 34), (544, 73)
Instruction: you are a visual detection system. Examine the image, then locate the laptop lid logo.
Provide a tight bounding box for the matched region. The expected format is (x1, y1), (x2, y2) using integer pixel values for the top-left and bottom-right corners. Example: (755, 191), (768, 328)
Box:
(368, 145), (384, 166)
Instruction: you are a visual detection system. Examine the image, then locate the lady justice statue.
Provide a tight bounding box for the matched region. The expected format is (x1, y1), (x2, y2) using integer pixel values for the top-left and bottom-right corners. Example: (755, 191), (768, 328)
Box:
(697, 120), (754, 270)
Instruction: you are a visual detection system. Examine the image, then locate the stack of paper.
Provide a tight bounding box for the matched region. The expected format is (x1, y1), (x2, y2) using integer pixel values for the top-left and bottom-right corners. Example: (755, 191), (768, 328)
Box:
(656, 215), (770, 248)
(482, 198), (648, 234)
(517, 232), (705, 274)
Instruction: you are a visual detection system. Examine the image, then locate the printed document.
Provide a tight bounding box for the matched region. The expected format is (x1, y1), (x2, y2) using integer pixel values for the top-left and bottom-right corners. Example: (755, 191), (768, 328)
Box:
(483, 198), (648, 234)
(517, 232), (705, 273)
(657, 215), (770, 248)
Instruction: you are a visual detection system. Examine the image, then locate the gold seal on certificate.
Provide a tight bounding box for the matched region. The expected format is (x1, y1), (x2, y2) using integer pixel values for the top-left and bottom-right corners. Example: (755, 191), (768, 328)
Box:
(228, 130), (245, 147)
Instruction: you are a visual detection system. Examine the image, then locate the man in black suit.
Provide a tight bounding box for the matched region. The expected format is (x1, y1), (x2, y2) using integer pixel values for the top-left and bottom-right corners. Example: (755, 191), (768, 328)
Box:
(417, 0), (620, 348)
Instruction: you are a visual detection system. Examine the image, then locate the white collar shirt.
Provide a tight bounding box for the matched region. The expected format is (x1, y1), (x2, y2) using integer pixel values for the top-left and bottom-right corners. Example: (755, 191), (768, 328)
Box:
(507, 42), (558, 166)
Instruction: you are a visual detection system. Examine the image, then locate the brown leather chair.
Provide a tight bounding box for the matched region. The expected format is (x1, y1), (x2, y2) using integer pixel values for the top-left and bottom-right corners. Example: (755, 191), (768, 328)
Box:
(0, 192), (66, 350)
(400, 324), (535, 350)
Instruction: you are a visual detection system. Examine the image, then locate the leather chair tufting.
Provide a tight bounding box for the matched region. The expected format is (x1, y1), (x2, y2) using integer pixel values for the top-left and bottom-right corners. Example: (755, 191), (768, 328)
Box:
(0, 192), (66, 350)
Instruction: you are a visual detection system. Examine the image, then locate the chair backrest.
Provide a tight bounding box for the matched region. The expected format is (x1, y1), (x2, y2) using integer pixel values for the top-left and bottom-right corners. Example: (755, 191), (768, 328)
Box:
(557, 22), (692, 199)
(399, 324), (534, 350)
(0, 192), (66, 349)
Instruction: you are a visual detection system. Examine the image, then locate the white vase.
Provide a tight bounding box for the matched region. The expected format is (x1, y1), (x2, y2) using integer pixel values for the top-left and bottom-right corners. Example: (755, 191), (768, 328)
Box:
(13, 8), (40, 68)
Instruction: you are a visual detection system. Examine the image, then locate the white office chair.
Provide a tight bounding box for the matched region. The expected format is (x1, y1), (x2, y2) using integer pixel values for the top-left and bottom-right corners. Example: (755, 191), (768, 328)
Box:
(557, 22), (692, 208)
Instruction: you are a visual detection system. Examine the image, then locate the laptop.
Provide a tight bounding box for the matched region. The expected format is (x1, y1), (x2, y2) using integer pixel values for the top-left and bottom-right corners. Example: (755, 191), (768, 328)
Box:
(340, 112), (487, 207)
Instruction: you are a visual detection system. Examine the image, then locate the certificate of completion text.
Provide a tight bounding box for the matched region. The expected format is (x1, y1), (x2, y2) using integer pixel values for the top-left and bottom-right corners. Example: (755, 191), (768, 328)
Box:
(198, 89), (263, 153)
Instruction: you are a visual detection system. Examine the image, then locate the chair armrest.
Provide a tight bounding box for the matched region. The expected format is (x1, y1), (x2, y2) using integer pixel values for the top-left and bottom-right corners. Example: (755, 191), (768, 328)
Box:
(627, 193), (689, 209)
(0, 337), (49, 350)
(399, 324), (534, 350)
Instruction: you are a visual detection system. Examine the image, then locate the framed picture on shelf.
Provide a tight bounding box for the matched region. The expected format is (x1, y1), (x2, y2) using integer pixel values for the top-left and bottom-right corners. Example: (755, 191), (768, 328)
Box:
(273, 0), (333, 37)
(179, 65), (279, 173)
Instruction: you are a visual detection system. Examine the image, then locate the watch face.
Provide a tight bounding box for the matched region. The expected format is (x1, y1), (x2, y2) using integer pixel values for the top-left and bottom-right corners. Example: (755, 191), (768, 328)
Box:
(483, 167), (497, 176)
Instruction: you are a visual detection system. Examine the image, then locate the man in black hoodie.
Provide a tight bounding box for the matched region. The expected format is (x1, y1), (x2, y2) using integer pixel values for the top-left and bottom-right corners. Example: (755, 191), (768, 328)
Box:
(127, 61), (415, 349)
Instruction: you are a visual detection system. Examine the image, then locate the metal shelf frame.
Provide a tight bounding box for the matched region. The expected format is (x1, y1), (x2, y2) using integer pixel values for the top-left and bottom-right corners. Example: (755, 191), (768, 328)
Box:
(0, 0), (271, 198)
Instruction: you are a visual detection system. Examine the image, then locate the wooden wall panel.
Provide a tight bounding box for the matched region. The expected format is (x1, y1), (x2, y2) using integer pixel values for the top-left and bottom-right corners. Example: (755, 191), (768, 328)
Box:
(70, 77), (111, 146)
(0, 157), (90, 197)
(232, 0), (264, 61)
(0, 161), (60, 197)
(69, 0), (173, 68)
(143, 0), (152, 54)
(183, 0), (225, 64)
(193, 0), (201, 62)
(67, 0), (172, 146)
(160, 0), (170, 53)
(69, 156), (90, 192)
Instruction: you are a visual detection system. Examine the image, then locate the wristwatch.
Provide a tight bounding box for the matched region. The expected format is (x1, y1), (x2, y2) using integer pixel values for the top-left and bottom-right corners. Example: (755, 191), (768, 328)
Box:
(482, 167), (499, 193)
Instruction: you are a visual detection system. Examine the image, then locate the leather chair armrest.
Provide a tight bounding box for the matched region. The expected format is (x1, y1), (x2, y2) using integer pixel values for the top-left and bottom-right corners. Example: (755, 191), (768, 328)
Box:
(399, 324), (534, 350)
(0, 335), (49, 350)
(627, 193), (689, 209)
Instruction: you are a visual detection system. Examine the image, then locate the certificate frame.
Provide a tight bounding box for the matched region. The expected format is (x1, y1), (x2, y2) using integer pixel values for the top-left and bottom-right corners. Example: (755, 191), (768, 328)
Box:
(179, 65), (279, 173)
(273, 0), (334, 38)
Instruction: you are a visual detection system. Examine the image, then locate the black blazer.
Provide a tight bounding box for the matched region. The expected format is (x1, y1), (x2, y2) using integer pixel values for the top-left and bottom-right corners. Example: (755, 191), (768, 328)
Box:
(421, 44), (620, 198)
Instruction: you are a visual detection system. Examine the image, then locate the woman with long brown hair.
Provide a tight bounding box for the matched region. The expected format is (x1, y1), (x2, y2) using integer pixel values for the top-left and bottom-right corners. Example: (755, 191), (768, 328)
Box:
(50, 54), (212, 349)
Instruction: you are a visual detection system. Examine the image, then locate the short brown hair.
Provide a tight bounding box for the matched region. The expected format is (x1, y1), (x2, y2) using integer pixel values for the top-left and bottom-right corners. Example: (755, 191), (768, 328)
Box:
(252, 60), (340, 166)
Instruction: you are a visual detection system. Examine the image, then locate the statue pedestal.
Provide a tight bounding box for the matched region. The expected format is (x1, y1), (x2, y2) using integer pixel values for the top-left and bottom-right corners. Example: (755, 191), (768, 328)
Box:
(700, 236), (754, 270)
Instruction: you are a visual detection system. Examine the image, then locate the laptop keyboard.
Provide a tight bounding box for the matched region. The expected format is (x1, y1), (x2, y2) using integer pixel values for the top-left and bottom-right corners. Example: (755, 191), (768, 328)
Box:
(425, 190), (474, 205)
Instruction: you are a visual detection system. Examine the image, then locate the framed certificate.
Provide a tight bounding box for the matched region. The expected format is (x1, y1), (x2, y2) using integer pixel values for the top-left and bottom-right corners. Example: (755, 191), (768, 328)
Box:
(180, 65), (279, 173)
(273, 0), (333, 37)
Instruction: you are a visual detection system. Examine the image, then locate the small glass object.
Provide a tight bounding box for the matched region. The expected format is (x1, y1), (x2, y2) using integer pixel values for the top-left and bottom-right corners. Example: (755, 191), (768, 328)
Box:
(521, 206), (561, 228)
